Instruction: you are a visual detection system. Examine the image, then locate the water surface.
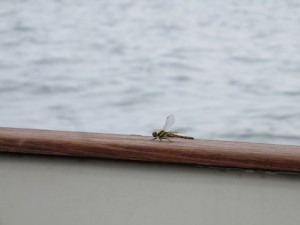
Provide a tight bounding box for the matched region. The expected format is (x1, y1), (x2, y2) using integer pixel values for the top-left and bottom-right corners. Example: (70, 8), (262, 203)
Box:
(1, 0), (300, 144)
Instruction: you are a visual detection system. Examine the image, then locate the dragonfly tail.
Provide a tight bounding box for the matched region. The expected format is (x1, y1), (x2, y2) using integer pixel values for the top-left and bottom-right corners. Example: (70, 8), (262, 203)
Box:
(174, 134), (194, 140)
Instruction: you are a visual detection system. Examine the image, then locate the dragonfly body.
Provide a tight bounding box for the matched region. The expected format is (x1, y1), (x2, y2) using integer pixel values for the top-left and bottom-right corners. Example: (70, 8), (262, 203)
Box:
(152, 115), (194, 141)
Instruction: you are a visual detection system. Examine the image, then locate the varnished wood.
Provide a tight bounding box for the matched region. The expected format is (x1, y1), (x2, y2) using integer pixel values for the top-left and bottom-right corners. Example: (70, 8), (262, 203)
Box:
(0, 127), (300, 173)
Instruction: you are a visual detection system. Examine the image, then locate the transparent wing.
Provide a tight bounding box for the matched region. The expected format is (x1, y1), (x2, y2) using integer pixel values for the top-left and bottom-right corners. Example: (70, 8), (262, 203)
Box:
(169, 128), (186, 133)
(162, 115), (175, 131)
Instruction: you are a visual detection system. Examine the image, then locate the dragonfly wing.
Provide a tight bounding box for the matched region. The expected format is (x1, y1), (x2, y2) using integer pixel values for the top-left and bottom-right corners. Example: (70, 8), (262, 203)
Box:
(162, 115), (175, 131)
(169, 128), (186, 133)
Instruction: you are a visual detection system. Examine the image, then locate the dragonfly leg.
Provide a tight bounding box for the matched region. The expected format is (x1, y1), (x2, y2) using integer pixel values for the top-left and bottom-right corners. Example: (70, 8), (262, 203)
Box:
(151, 137), (158, 141)
(158, 137), (172, 142)
(165, 137), (172, 142)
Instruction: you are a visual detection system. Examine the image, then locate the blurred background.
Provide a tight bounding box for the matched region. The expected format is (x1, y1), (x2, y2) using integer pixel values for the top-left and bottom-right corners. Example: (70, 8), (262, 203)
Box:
(0, 0), (299, 144)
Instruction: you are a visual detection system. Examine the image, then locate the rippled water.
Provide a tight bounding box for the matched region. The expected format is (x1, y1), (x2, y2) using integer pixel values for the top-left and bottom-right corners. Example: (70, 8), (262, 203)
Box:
(1, 0), (300, 144)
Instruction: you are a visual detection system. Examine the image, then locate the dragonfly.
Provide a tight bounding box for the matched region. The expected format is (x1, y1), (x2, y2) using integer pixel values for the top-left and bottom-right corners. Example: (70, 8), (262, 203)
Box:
(152, 115), (194, 141)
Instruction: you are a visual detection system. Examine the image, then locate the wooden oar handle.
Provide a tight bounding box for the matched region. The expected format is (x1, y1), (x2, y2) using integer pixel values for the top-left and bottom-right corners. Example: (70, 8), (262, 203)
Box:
(0, 127), (300, 173)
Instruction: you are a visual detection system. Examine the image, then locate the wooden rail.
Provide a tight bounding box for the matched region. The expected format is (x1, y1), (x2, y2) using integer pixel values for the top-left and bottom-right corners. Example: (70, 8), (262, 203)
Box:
(0, 127), (300, 173)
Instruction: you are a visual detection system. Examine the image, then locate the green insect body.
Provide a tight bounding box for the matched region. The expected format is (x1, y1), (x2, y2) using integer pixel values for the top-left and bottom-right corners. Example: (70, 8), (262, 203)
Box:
(152, 115), (194, 141)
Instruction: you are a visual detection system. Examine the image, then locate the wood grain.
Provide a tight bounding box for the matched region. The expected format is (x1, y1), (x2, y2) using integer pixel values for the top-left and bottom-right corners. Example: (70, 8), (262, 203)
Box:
(0, 127), (300, 173)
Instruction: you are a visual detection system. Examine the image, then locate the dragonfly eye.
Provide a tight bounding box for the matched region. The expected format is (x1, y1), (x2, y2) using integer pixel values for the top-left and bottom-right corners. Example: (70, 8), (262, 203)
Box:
(152, 132), (157, 137)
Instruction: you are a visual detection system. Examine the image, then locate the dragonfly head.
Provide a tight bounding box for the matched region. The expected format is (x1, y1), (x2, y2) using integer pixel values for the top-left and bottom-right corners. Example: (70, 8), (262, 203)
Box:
(152, 131), (158, 137)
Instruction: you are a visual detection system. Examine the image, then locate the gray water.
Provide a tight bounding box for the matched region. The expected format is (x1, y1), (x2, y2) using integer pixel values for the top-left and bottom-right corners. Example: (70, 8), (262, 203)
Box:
(0, 0), (300, 144)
